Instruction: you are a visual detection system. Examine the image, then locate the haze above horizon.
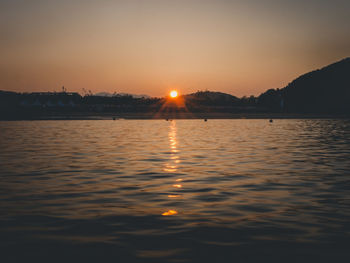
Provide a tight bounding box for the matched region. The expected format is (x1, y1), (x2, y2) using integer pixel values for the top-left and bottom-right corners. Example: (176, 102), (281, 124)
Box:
(1, 0), (349, 97)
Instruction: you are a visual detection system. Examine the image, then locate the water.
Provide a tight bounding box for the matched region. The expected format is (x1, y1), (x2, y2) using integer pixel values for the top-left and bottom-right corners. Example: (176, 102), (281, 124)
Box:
(1, 119), (350, 262)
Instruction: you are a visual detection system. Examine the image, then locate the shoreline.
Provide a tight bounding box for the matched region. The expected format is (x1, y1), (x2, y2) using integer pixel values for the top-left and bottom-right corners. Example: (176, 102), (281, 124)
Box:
(1, 112), (350, 121)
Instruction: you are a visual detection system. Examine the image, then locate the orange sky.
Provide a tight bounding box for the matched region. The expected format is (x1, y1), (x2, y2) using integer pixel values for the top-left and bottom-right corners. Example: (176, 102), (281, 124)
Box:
(1, 0), (349, 97)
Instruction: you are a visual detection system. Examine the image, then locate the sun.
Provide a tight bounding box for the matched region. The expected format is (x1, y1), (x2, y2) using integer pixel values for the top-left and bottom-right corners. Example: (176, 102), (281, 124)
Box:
(170, 90), (178, 98)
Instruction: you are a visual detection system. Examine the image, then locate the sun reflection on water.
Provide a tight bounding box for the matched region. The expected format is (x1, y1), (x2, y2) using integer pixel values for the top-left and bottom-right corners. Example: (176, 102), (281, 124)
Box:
(162, 210), (178, 216)
(163, 121), (180, 173)
(162, 120), (183, 216)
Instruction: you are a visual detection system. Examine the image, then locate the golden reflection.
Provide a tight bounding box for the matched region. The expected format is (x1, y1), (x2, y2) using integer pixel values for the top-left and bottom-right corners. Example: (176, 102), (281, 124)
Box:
(163, 168), (177, 172)
(162, 210), (178, 216)
(162, 121), (184, 215)
(163, 121), (179, 173)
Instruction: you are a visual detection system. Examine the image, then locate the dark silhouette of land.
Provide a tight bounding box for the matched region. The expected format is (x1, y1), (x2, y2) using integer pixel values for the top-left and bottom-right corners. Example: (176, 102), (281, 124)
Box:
(259, 57), (350, 113)
(1, 57), (349, 120)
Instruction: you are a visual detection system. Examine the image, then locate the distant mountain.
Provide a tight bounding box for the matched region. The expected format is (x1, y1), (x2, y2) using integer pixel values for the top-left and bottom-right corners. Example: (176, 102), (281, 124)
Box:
(259, 57), (350, 113)
(184, 91), (240, 106)
(94, 92), (150, 99)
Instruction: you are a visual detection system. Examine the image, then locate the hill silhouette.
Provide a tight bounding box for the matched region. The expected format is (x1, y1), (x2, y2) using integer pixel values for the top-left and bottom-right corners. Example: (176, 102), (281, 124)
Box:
(184, 91), (240, 106)
(259, 57), (350, 113)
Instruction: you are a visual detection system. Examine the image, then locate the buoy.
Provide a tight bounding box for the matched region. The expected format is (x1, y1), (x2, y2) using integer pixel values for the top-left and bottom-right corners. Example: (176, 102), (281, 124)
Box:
(204, 119), (207, 122)
(269, 119), (273, 123)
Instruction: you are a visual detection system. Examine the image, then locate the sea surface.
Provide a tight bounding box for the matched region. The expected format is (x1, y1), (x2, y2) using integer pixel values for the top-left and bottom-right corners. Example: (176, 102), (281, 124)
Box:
(1, 119), (350, 262)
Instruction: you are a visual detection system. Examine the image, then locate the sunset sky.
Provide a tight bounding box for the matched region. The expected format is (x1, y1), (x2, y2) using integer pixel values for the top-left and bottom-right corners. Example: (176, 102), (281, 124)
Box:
(1, 0), (349, 97)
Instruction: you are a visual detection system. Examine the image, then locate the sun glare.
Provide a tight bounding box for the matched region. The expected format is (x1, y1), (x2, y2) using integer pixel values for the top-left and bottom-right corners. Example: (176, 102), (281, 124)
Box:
(170, 90), (178, 98)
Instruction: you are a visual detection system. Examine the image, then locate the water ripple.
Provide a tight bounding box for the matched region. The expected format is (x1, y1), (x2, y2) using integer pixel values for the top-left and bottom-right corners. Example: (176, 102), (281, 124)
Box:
(1, 119), (350, 262)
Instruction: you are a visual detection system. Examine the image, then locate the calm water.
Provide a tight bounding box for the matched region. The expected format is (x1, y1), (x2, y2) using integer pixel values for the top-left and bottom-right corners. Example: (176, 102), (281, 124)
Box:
(1, 119), (350, 262)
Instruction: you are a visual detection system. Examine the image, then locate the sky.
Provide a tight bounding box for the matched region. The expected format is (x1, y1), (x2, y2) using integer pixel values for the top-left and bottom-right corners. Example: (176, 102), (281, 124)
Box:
(1, 0), (349, 97)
